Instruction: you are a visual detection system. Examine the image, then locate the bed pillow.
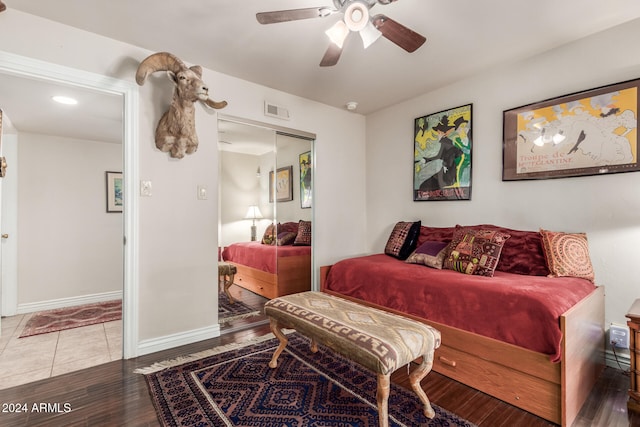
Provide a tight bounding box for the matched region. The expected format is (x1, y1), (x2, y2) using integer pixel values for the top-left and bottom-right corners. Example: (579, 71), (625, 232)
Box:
(443, 228), (511, 277)
(458, 224), (549, 276)
(384, 220), (421, 260)
(276, 231), (297, 246)
(278, 221), (299, 235)
(261, 223), (277, 245)
(293, 220), (312, 246)
(405, 240), (449, 269)
(539, 229), (595, 282)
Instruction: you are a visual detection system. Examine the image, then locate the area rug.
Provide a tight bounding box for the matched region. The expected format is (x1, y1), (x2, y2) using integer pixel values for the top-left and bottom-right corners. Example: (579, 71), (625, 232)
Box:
(218, 293), (261, 324)
(19, 300), (121, 338)
(137, 332), (476, 427)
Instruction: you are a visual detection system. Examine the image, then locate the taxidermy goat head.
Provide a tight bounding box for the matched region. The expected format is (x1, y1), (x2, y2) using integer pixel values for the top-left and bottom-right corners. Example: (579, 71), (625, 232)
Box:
(136, 52), (227, 159)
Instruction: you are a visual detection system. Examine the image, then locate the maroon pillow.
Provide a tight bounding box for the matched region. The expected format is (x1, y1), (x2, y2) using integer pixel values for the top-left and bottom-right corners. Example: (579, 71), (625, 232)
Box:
(276, 231), (297, 246)
(417, 226), (456, 246)
(293, 220), (311, 246)
(460, 224), (549, 276)
(384, 221), (421, 260)
(278, 221), (299, 235)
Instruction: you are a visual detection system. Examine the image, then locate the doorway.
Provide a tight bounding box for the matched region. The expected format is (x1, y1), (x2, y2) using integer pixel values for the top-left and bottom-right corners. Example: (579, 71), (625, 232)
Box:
(0, 51), (139, 387)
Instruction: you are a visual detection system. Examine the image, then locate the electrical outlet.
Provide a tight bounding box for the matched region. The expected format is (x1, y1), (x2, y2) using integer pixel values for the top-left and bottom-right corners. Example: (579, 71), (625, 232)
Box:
(609, 324), (630, 349)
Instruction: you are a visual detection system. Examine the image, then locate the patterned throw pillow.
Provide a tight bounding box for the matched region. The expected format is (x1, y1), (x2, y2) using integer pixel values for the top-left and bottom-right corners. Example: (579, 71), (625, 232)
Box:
(406, 240), (449, 269)
(276, 231), (297, 246)
(539, 229), (595, 282)
(384, 221), (421, 260)
(293, 220), (312, 246)
(261, 223), (277, 245)
(443, 228), (511, 277)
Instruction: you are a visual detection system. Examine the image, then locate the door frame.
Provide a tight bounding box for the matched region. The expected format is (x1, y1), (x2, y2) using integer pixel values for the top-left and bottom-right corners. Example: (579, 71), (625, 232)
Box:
(0, 51), (140, 358)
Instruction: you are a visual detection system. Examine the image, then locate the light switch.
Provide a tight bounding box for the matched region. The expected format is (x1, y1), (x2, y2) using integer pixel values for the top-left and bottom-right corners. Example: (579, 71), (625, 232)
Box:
(140, 180), (152, 197)
(197, 185), (208, 200)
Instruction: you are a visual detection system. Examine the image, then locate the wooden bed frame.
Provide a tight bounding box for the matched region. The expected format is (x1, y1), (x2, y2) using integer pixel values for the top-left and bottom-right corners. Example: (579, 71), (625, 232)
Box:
(320, 265), (605, 426)
(230, 254), (311, 299)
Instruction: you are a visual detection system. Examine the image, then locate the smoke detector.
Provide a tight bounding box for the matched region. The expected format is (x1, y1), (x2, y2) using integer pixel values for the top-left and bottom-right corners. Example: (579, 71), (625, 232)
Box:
(346, 101), (358, 111)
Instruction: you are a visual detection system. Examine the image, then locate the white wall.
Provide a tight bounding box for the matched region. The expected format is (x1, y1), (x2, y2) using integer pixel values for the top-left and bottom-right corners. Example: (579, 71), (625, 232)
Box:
(219, 151), (262, 246)
(17, 133), (123, 305)
(219, 136), (312, 248)
(274, 134), (313, 224)
(365, 19), (640, 329)
(0, 10), (367, 352)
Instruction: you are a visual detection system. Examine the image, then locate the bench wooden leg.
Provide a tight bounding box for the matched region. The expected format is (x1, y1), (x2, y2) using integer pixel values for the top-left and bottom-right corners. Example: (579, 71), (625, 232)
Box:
(223, 273), (235, 304)
(409, 352), (436, 419)
(268, 319), (288, 368)
(376, 373), (390, 427)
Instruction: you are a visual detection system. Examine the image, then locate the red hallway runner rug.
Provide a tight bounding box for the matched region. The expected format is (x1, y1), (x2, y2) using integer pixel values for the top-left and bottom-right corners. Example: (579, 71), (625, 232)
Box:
(19, 300), (122, 338)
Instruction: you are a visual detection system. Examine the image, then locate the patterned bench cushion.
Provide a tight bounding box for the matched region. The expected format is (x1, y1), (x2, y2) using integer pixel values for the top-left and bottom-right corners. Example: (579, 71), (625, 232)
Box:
(264, 291), (441, 375)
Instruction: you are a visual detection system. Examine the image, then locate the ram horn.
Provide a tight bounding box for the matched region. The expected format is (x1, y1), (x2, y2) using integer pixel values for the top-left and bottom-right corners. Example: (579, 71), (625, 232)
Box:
(202, 98), (228, 109)
(135, 52), (186, 86)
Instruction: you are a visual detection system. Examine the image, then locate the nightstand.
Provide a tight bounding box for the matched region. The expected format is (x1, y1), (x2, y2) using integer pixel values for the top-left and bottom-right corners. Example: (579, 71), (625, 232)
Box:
(627, 298), (640, 415)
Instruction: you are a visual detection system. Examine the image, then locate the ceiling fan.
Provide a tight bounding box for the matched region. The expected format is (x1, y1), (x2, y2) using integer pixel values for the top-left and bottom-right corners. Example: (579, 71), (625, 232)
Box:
(256, 0), (426, 66)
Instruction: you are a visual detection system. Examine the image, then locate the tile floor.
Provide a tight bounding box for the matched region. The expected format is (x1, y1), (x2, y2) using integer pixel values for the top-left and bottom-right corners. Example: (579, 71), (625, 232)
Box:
(0, 313), (122, 390)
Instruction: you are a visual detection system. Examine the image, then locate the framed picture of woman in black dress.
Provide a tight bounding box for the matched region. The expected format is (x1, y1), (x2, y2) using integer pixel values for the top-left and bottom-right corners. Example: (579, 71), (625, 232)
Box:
(413, 104), (472, 201)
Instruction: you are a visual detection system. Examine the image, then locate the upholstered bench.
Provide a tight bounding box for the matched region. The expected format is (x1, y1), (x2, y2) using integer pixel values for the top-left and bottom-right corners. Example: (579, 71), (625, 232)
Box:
(264, 291), (441, 427)
(218, 262), (237, 304)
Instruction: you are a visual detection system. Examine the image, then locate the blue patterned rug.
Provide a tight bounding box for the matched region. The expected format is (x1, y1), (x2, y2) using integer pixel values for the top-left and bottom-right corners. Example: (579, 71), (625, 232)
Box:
(218, 293), (261, 324)
(138, 333), (476, 426)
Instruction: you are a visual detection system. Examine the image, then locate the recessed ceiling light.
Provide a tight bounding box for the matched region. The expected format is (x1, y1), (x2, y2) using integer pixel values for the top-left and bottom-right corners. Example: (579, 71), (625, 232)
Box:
(52, 95), (78, 105)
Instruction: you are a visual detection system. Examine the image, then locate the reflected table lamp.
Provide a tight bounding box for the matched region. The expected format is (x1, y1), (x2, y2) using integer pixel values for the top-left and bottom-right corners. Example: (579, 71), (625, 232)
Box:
(245, 205), (263, 241)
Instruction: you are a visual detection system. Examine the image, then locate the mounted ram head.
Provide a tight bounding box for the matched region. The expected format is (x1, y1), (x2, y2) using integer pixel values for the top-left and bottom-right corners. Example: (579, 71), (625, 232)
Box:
(136, 52), (227, 159)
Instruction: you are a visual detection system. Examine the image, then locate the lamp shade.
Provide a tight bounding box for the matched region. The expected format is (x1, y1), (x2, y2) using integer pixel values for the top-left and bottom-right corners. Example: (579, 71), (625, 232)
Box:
(244, 205), (263, 220)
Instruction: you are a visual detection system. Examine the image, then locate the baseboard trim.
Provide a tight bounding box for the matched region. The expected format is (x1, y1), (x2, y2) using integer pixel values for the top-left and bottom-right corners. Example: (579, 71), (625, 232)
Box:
(605, 347), (631, 371)
(16, 290), (123, 314)
(136, 324), (221, 357)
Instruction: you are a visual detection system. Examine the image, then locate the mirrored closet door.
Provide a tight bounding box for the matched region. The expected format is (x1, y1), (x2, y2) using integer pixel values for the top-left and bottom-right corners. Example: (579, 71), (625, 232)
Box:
(217, 117), (314, 332)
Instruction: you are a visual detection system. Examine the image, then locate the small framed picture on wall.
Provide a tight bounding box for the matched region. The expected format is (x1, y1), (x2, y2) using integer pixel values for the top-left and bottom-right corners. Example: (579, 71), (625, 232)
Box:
(105, 171), (123, 213)
(269, 166), (293, 203)
(299, 151), (312, 208)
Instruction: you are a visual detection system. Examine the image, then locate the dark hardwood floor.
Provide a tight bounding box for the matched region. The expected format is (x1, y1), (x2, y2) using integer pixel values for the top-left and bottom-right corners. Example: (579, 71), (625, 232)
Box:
(0, 288), (637, 427)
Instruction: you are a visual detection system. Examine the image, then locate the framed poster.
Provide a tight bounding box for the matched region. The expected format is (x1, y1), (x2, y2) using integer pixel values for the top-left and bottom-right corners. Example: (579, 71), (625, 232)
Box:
(503, 78), (640, 180)
(413, 103), (472, 201)
(269, 166), (293, 202)
(105, 171), (123, 213)
(299, 151), (312, 208)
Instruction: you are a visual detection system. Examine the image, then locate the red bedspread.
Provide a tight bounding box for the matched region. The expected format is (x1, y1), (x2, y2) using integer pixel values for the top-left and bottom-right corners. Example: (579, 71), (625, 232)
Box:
(324, 254), (596, 362)
(222, 242), (311, 274)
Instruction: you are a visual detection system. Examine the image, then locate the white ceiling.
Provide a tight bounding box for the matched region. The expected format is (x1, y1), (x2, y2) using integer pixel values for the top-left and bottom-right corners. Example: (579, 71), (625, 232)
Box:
(2, 0), (640, 143)
(0, 73), (123, 143)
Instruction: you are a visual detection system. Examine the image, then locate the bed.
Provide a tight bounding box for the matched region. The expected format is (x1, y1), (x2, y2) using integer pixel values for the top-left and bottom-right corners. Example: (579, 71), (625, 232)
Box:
(320, 223), (605, 426)
(222, 241), (311, 299)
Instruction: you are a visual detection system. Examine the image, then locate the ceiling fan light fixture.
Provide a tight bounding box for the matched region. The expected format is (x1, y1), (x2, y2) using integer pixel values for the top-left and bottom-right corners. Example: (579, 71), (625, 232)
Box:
(344, 2), (369, 32)
(359, 20), (382, 49)
(325, 20), (349, 48)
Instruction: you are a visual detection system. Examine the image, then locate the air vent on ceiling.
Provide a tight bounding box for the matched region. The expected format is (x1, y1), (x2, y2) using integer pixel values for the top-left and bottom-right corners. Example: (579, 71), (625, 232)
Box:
(264, 101), (290, 120)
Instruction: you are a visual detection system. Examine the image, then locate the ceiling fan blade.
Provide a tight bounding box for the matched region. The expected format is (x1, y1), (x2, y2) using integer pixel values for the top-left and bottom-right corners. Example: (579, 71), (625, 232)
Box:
(372, 14), (426, 53)
(256, 7), (335, 24)
(320, 43), (343, 67)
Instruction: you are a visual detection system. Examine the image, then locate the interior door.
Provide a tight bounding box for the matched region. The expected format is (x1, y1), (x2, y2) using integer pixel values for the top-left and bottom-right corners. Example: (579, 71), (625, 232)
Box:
(0, 108), (17, 319)
(0, 109), (4, 331)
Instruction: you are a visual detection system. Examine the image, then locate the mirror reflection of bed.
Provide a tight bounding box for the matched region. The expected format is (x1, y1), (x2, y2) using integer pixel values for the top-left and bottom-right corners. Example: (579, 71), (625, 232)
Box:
(217, 117), (314, 333)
